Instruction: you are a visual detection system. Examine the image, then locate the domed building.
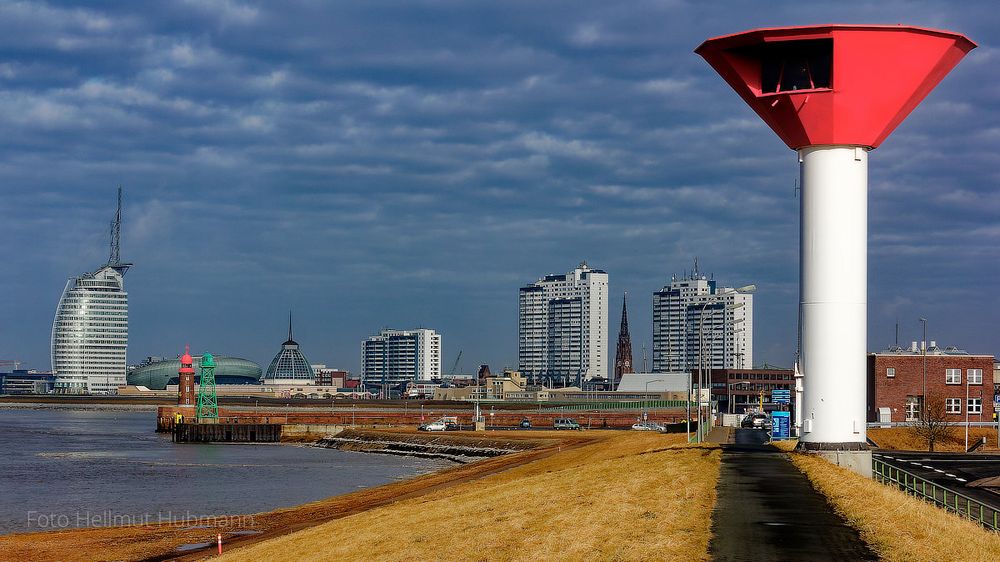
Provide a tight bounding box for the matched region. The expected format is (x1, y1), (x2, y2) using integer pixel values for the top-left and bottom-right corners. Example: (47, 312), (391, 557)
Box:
(127, 354), (262, 390)
(262, 317), (315, 386)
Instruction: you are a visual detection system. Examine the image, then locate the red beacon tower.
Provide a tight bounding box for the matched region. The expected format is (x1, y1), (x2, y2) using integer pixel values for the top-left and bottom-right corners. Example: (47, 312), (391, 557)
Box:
(178, 345), (196, 409)
(696, 25), (975, 465)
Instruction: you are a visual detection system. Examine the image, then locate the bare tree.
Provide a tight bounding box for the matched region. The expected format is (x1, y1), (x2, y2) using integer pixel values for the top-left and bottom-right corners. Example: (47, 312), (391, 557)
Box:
(909, 393), (954, 452)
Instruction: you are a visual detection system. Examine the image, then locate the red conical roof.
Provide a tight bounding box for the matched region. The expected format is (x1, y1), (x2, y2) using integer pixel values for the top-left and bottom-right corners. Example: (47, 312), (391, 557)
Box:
(695, 25), (976, 149)
(179, 344), (195, 375)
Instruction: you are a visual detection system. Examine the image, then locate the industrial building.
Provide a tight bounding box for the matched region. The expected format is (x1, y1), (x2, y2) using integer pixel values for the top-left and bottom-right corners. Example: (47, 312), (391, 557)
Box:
(0, 370), (55, 394)
(361, 328), (442, 389)
(50, 189), (132, 395)
(652, 267), (753, 372)
(867, 344), (995, 424)
(518, 262), (609, 385)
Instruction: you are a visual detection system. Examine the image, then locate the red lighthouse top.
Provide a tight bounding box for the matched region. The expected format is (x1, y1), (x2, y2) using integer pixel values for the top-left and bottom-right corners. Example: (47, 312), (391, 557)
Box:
(179, 345), (195, 375)
(695, 25), (975, 149)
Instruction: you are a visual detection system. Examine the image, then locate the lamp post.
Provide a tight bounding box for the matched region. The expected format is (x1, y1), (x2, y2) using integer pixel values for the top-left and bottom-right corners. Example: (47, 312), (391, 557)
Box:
(965, 373), (970, 451)
(729, 381), (752, 415)
(697, 286), (754, 442)
(919, 317), (928, 419)
(644, 379), (663, 423)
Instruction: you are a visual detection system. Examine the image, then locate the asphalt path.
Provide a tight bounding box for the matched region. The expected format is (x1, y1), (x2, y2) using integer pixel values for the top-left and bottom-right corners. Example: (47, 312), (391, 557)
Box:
(709, 429), (877, 561)
(873, 451), (1000, 509)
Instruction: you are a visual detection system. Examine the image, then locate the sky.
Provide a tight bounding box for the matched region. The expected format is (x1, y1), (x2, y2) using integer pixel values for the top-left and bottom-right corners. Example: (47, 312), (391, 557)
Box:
(1, 1), (998, 375)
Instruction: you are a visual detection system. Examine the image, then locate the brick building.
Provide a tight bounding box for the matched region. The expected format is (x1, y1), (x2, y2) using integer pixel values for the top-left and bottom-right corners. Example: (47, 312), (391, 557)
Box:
(867, 344), (995, 423)
(706, 368), (795, 415)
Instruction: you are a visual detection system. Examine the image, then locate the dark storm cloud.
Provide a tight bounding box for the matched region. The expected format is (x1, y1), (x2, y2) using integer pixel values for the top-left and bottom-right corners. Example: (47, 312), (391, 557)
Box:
(1, 0), (997, 372)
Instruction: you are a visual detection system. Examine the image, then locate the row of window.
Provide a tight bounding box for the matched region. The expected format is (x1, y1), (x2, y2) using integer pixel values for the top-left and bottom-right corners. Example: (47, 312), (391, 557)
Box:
(945, 398), (982, 414)
(887, 368), (983, 384)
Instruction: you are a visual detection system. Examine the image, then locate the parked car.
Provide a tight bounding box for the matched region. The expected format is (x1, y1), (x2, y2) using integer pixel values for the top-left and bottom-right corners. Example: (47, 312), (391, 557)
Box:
(519, 418), (532, 429)
(419, 420), (447, 432)
(631, 421), (665, 431)
(553, 417), (581, 430)
(741, 413), (771, 430)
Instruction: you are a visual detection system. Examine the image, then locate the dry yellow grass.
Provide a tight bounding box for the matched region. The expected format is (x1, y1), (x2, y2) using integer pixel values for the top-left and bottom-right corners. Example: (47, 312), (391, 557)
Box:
(770, 438), (798, 452)
(869, 427), (1000, 452)
(222, 433), (721, 561)
(789, 452), (1000, 561)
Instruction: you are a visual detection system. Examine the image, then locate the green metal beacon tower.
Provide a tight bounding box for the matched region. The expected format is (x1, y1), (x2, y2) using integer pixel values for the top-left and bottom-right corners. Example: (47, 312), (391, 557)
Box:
(196, 352), (219, 421)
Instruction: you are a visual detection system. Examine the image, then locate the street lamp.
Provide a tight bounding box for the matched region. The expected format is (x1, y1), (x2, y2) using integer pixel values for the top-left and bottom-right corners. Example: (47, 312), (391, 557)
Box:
(728, 380), (753, 415)
(696, 285), (754, 442)
(919, 317), (928, 419)
(644, 378), (663, 422)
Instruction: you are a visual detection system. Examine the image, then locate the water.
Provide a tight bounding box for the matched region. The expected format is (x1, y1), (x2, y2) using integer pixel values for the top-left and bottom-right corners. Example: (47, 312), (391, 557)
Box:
(0, 407), (450, 534)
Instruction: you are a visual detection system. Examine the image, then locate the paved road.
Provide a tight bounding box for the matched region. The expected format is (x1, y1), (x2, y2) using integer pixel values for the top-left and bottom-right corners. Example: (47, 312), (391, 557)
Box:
(873, 451), (1000, 509)
(709, 429), (877, 561)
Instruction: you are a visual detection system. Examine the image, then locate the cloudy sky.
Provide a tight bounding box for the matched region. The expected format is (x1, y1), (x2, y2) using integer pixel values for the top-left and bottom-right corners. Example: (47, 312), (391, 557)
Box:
(2, 1), (997, 375)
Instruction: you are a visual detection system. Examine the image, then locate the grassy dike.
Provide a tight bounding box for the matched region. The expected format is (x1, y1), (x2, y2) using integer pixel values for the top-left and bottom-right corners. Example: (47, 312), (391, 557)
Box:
(774, 440), (1000, 561)
(221, 432), (721, 561)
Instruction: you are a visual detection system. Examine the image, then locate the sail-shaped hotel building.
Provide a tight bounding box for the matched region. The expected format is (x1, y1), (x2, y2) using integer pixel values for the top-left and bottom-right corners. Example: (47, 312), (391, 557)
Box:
(51, 189), (132, 394)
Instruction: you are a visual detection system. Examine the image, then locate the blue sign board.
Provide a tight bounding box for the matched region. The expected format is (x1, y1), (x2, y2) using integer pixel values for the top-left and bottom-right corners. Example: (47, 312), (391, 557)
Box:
(772, 389), (791, 405)
(772, 411), (791, 439)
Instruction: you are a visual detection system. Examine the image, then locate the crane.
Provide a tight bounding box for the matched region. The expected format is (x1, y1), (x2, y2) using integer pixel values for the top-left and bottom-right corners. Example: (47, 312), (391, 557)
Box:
(449, 350), (463, 376)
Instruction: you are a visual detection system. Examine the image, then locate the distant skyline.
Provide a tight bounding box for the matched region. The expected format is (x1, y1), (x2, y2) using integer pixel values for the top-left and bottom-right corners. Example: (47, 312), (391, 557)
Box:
(2, 2), (998, 375)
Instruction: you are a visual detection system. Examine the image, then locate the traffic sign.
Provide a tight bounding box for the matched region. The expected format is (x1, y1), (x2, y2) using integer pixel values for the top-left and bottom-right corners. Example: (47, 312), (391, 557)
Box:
(772, 411), (791, 439)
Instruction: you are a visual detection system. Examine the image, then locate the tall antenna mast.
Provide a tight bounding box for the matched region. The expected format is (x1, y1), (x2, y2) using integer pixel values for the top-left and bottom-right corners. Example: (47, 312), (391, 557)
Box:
(107, 186), (132, 276)
(110, 186), (122, 265)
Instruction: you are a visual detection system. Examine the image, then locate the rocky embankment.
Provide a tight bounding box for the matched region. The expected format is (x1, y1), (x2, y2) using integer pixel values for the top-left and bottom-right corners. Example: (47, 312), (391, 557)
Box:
(313, 429), (548, 463)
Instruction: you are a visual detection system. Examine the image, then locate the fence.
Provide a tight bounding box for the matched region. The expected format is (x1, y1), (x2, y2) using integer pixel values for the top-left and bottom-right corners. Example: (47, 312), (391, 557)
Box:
(540, 400), (695, 412)
(872, 457), (1000, 531)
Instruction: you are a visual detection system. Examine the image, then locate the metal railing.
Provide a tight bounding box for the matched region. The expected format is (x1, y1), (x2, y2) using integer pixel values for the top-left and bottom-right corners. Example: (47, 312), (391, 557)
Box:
(872, 457), (1000, 531)
(539, 400), (694, 412)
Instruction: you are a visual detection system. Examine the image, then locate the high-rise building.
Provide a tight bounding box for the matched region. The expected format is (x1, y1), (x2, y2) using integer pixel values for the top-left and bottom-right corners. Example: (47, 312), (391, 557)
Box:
(652, 268), (753, 373)
(518, 262), (608, 385)
(51, 189), (132, 395)
(613, 291), (634, 387)
(361, 329), (442, 388)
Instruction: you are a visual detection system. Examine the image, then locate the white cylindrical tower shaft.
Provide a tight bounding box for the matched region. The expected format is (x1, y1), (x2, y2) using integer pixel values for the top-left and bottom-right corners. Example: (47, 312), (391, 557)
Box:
(798, 146), (868, 447)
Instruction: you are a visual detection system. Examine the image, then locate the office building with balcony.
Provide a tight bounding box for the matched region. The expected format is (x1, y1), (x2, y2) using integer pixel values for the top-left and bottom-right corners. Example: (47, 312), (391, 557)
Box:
(652, 269), (753, 373)
(518, 262), (608, 385)
(361, 328), (442, 388)
(51, 266), (130, 394)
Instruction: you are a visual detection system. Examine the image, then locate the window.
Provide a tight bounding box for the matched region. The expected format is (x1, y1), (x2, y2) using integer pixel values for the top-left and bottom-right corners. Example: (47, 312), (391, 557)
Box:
(945, 368), (962, 385)
(886, 367), (895, 378)
(968, 398), (982, 415)
(759, 39), (833, 94)
(945, 398), (961, 414)
(967, 369), (983, 385)
(905, 396), (922, 422)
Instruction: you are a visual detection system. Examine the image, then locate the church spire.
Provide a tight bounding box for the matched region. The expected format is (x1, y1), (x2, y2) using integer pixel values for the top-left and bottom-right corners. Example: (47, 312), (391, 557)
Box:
(614, 291), (634, 387)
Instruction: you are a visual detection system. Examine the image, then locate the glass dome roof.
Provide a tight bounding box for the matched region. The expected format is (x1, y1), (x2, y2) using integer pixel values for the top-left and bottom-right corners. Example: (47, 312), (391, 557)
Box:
(262, 316), (314, 384)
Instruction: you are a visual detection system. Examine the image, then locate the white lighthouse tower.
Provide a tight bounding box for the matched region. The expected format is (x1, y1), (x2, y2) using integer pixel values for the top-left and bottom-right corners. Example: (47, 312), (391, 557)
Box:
(696, 25), (975, 469)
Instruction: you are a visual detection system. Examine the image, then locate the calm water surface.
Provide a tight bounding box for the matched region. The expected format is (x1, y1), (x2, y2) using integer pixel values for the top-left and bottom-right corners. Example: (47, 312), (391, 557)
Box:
(0, 407), (449, 534)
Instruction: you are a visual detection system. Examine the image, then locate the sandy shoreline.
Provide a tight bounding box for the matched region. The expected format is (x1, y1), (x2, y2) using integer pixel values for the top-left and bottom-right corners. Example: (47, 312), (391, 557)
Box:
(0, 429), (590, 561)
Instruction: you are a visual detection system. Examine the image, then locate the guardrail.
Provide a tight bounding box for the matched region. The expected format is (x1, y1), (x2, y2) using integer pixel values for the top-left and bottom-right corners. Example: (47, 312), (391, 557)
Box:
(868, 421), (1000, 428)
(872, 457), (1000, 531)
(540, 400), (695, 412)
